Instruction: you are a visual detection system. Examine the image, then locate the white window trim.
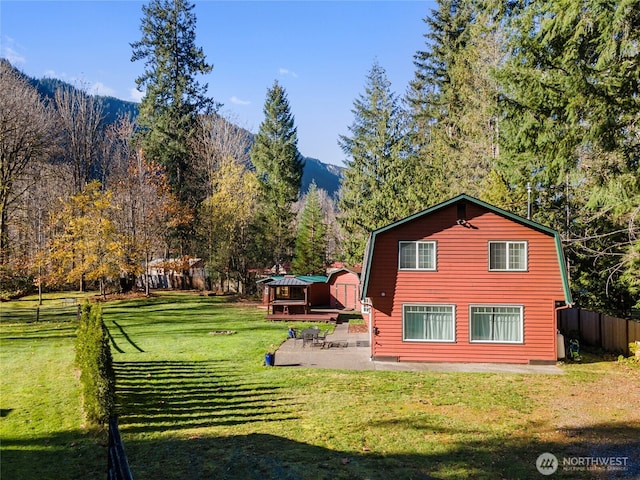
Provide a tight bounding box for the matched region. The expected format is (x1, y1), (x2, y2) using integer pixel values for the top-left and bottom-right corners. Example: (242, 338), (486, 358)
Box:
(488, 241), (528, 271)
(398, 241), (437, 271)
(361, 298), (371, 314)
(469, 304), (524, 344)
(402, 303), (456, 343)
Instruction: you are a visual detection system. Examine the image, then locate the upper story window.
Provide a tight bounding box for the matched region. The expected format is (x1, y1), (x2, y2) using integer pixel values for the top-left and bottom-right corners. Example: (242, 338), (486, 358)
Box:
(489, 241), (527, 271)
(399, 241), (436, 270)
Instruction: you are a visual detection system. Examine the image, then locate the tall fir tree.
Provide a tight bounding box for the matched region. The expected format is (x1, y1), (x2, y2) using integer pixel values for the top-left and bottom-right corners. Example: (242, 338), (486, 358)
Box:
(291, 182), (328, 275)
(338, 61), (415, 265)
(496, 0), (640, 315)
(408, 0), (473, 138)
(131, 0), (216, 208)
(407, 0), (500, 203)
(250, 81), (304, 272)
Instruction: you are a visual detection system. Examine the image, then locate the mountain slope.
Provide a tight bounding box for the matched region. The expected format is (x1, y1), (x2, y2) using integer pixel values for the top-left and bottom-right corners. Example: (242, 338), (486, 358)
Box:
(17, 64), (343, 197)
(300, 157), (342, 196)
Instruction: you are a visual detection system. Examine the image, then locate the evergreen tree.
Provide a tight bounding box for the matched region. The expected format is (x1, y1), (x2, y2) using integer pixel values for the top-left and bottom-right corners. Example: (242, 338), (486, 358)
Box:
(131, 0), (216, 207)
(338, 61), (414, 264)
(497, 0), (640, 315)
(408, 0), (473, 140)
(250, 81), (304, 272)
(407, 0), (499, 203)
(291, 182), (328, 275)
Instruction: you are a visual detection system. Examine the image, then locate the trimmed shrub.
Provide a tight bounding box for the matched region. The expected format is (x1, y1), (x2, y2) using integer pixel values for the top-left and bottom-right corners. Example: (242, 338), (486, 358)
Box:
(75, 303), (115, 426)
(75, 303), (92, 367)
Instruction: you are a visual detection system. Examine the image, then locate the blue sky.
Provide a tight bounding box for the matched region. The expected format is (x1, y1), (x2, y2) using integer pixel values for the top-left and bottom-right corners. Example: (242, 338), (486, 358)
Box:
(1, 1), (434, 166)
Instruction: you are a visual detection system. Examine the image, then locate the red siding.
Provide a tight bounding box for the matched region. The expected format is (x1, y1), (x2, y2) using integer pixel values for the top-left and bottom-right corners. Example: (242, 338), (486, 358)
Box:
(329, 271), (361, 310)
(308, 282), (330, 306)
(367, 203), (566, 364)
(261, 283), (271, 306)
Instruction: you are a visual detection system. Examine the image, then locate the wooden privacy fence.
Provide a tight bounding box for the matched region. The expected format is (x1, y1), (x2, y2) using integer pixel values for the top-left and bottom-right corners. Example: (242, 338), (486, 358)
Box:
(558, 308), (640, 356)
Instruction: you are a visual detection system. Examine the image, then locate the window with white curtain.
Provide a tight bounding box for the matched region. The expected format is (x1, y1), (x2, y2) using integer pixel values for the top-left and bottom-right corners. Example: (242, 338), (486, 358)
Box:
(403, 304), (455, 342)
(470, 306), (523, 343)
(399, 241), (436, 270)
(489, 241), (527, 271)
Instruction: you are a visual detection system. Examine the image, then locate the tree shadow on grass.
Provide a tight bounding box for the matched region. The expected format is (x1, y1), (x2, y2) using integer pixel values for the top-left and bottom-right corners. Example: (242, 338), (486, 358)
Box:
(0, 322), (77, 341)
(119, 422), (640, 480)
(111, 360), (640, 479)
(111, 320), (144, 352)
(0, 429), (106, 480)
(2, 423), (638, 480)
(114, 360), (300, 434)
(0, 306), (78, 324)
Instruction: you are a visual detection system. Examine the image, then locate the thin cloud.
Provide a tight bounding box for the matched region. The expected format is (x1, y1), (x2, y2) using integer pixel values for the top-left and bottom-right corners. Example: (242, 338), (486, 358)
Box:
(279, 68), (298, 78)
(3, 47), (26, 66)
(230, 96), (250, 106)
(1, 36), (26, 65)
(129, 87), (145, 102)
(89, 82), (115, 97)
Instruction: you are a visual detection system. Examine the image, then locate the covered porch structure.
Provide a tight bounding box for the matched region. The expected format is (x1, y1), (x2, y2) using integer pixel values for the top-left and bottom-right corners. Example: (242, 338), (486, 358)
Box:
(262, 275), (333, 320)
(267, 276), (312, 315)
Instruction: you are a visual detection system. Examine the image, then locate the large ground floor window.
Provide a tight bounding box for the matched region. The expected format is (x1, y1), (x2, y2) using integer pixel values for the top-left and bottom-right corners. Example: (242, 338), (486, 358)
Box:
(470, 305), (523, 343)
(403, 304), (455, 342)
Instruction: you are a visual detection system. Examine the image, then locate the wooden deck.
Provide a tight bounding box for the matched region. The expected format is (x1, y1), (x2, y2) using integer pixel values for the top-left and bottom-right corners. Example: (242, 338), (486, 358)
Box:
(265, 312), (337, 322)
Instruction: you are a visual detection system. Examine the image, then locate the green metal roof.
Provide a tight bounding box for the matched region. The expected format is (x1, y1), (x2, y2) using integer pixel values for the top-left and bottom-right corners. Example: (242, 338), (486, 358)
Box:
(360, 193), (573, 304)
(259, 275), (328, 285)
(298, 275), (329, 283)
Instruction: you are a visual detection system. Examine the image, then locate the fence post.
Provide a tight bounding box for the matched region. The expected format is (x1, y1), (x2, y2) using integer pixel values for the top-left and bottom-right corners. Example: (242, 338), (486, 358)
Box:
(108, 416), (134, 480)
(577, 308), (582, 339)
(625, 318), (630, 356)
(36, 307), (40, 322)
(599, 312), (604, 351)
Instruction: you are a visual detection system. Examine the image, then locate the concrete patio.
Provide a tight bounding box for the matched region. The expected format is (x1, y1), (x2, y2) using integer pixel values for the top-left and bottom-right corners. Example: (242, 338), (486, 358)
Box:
(273, 322), (564, 374)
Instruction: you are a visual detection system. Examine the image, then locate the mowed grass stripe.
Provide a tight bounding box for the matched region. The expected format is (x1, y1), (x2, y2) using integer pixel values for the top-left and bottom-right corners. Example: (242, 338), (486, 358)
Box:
(2, 292), (639, 479)
(1, 315), (105, 479)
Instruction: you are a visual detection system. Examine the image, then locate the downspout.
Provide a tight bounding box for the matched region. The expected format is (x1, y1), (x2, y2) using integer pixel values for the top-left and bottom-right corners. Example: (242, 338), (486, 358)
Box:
(368, 300), (374, 362)
(554, 302), (574, 359)
(555, 302), (573, 329)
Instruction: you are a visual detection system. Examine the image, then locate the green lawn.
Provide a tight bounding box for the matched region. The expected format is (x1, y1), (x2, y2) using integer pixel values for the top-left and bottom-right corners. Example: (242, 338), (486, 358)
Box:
(2, 292), (639, 479)
(0, 292), (106, 479)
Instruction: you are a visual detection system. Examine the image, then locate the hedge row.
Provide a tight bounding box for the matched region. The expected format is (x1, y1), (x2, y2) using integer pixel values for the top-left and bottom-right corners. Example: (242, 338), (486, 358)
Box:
(75, 303), (115, 426)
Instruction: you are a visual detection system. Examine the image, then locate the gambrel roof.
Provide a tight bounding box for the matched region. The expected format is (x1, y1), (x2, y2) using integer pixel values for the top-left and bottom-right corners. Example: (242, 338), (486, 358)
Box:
(360, 193), (573, 304)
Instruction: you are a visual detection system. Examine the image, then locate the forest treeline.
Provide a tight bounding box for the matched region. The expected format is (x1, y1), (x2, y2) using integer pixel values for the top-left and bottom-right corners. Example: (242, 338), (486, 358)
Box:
(0, 0), (638, 316)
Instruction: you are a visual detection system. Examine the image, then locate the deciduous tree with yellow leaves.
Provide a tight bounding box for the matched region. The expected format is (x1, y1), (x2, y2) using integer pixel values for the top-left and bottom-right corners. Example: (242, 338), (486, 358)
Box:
(44, 181), (123, 297)
(199, 157), (259, 292)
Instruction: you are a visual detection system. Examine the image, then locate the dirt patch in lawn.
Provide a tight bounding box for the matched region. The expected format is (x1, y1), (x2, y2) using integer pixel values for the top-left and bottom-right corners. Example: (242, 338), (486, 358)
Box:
(527, 355), (640, 476)
(348, 323), (368, 333)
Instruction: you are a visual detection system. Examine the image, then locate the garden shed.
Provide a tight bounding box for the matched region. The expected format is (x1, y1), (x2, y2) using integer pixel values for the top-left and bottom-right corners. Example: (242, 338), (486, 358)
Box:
(327, 267), (362, 311)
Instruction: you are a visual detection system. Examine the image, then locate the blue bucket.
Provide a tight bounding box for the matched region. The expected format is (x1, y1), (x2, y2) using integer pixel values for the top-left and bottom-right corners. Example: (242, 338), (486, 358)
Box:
(264, 353), (274, 366)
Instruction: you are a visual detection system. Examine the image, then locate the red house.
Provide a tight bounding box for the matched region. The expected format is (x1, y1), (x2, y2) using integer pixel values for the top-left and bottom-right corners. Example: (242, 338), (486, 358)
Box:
(327, 267), (362, 310)
(360, 194), (573, 365)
